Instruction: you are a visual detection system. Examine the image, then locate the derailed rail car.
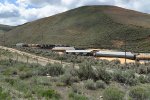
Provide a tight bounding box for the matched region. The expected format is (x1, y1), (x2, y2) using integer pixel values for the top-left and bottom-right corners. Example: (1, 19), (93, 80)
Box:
(66, 50), (93, 56)
(136, 53), (150, 60)
(94, 51), (136, 60)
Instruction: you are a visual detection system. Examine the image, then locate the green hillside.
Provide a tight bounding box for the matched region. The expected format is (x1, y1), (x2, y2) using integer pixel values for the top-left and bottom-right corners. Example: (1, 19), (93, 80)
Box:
(4, 6), (150, 52)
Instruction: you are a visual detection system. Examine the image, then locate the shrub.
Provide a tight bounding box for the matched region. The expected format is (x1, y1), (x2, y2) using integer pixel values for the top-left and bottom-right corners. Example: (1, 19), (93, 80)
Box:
(94, 66), (111, 83)
(0, 87), (11, 100)
(19, 71), (33, 80)
(113, 70), (138, 86)
(129, 86), (150, 100)
(71, 84), (81, 94)
(61, 73), (79, 86)
(68, 92), (88, 100)
(39, 63), (65, 76)
(84, 79), (96, 90)
(103, 87), (125, 100)
(138, 75), (148, 83)
(41, 89), (60, 99)
(110, 59), (121, 65)
(137, 65), (147, 74)
(96, 80), (106, 89)
(147, 74), (150, 83)
(77, 61), (95, 80)
(4, 78), (16, 86)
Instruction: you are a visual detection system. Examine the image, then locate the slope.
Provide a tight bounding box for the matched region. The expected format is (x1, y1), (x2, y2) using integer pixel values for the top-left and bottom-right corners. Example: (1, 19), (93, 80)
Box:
(4, 5), (150, 52)
(0, 24), (14, 44)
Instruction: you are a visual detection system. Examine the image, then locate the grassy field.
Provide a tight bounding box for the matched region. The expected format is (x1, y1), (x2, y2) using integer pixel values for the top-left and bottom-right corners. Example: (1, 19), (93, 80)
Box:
(3, 6), (150, 52)
(0, 49), (150, 99)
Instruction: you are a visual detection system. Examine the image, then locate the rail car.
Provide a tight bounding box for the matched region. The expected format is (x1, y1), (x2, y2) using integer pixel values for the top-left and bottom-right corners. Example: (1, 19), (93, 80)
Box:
(66, 50), (93, 56)
(136, 53), (150, 60)
(94, 51), (136, 60)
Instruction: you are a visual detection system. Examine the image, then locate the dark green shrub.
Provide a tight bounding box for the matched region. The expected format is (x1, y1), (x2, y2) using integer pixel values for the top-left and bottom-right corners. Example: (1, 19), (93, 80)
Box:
(129, 86), (150, 100)
(84, 79), (96, 90)
(3, 68), (17, 76)
(41, 89), (60, 99)
(96, 80), (106, 89)
(4, 78), (16, 86)
(103, 87), (125, 100)
(0, 87), (11, 100)
(19, 71), (33, 80)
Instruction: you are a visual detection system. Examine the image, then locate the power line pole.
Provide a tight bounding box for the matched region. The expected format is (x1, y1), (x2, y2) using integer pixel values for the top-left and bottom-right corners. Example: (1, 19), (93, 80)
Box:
(2, 32), (6, 46)
(125, 33), (127, 67)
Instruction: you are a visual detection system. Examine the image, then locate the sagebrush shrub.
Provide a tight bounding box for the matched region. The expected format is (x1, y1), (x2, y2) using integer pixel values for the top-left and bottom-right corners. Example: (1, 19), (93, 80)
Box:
(113, 70), (138, 86)
(84, 79), (96, 90)
(96, 80), (106, 89)
(41, 89), (60, 99)
(129, 86), (150, 100)
(38, 63), (65, 76)
(68, 92), (88, 100)
(77, 61), (95, 80)
(0, 87), (11, 100)
(94, 66), (111, 83)
(61, 73), (79, 85)
(103, 87), (125, 100)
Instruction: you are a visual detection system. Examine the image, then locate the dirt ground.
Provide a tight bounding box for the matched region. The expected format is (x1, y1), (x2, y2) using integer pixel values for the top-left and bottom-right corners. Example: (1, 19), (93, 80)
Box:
(97, 57), (136, 64)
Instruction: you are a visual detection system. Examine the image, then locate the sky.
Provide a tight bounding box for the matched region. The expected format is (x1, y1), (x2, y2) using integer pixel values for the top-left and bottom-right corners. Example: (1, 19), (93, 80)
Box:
(0, 0), (150, 26)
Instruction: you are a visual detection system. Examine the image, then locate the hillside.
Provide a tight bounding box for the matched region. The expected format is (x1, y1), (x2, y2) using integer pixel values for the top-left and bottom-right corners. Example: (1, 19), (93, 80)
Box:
(0, 24), (14, 32)
(0, 24), (14, 44)
(4, 5), (150, 52)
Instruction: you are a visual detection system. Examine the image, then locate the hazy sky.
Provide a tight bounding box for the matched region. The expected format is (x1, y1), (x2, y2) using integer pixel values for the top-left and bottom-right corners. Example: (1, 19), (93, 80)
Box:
(0, 0), (150, 26)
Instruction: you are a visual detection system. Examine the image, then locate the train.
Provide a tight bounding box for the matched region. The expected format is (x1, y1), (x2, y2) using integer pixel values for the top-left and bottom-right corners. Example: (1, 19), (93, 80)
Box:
(15, 43), (150, 61)
(66, 50), (150, 61)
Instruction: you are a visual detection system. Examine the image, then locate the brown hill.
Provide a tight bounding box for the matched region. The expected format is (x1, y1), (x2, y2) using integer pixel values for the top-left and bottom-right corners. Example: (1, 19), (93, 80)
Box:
(3, 5), (150, 52)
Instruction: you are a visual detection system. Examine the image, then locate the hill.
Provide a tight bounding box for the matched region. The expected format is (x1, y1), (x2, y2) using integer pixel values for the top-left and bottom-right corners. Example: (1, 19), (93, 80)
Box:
(0, 24), (14, 44)
(0, 24), (13, 31)
(4, 5), (150, 52)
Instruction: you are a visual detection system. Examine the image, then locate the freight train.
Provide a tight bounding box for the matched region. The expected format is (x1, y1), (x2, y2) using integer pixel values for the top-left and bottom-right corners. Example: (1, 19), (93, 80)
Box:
(15, 43), (150, 61)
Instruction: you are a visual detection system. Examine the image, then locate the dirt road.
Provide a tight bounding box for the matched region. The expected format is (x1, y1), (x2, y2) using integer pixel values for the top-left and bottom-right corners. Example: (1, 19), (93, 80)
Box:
(0, 46), (72, 66)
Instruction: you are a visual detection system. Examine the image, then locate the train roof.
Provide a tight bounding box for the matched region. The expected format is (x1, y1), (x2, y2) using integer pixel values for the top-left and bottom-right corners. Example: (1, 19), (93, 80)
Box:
(96, 51), (134, 56)
(66, 50), (93, 53)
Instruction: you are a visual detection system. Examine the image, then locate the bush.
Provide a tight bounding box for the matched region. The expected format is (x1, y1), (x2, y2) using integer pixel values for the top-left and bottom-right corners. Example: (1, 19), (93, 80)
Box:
(77, 61), (95, 80)
(41, 89), (60, 99)
(39, 63), (65, 76)
(110, 59), (121, 65)
(103, 87), (125, 100)
(68, 92), (88, 100)
(4, 78), (16, 86)
(94, 66), (111, 83)
(138, 75), (148, 83)
(0, 87), (11, 100)
(129, 86), (150, 100)
(61, 73), (80, 86)
(137, 65), (147, 74)
(71, 84), (81, 94)
(19, 71), (33, 80)
(113, 70), (138, 86)
(96, 80), (106, 89)
(84, 79), (96, 90)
